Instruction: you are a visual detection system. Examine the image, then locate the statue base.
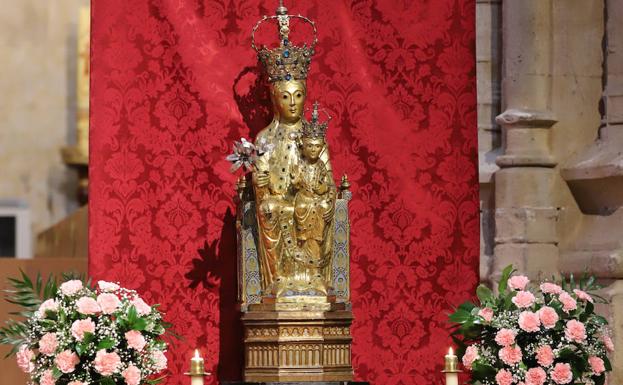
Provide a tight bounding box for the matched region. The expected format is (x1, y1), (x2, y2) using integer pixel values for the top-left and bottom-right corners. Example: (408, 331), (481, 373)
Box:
(242, 307), (354, 382)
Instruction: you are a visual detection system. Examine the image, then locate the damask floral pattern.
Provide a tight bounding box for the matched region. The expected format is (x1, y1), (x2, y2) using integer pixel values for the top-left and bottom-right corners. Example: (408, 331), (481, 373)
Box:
(89, 1), (477, 384)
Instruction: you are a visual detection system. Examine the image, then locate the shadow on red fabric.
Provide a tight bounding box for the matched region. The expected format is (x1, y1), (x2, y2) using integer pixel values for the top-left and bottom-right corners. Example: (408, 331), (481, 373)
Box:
(89, 1), (479, 384)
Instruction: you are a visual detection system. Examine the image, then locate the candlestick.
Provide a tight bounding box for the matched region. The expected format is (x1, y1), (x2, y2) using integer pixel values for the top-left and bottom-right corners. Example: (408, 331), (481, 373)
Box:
(442, 347), (461, 385)
(185, 349), (210, 385)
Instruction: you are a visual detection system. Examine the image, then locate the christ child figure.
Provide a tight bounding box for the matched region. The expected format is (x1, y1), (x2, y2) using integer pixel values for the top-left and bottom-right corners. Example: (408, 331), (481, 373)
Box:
(290, 131), (336, 292)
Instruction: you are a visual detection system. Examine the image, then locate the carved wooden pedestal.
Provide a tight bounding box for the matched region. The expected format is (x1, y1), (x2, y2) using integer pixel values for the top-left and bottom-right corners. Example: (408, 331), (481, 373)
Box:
(242, 306), (354, 382)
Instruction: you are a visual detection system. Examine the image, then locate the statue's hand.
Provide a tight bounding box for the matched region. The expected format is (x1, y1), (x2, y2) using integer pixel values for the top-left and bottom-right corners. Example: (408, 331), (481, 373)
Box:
(255, 171), (270, 187)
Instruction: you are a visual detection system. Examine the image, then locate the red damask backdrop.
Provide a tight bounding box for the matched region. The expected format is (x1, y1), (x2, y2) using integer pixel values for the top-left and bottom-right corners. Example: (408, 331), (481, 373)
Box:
(89, 1), (478, 384)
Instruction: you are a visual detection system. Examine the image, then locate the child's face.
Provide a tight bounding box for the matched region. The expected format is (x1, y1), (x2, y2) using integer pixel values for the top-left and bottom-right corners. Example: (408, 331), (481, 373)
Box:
(301, 137), (324, 162)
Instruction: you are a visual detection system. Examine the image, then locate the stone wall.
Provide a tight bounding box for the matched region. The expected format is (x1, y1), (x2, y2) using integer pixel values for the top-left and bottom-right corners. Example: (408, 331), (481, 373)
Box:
(0, 0), (88, 241)
(478, 0), (623, 382)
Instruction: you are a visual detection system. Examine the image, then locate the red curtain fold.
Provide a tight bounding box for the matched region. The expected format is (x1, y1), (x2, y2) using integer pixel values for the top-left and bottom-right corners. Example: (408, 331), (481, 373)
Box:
(89, 1), (478, 384)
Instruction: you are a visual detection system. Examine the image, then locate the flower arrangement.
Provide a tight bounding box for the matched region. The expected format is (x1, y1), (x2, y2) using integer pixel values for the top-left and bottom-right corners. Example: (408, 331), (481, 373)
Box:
(0, 272), (171, 385)
(450, 266), (614, 385)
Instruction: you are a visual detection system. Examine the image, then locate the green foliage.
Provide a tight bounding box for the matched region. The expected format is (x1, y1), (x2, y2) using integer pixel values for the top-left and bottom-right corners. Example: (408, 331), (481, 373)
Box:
(0, 320), (29, 357)
(0, 270), (82, 357)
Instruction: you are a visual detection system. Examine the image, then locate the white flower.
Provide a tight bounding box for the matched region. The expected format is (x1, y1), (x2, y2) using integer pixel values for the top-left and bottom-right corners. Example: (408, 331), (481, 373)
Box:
(97, 281), (120, 292)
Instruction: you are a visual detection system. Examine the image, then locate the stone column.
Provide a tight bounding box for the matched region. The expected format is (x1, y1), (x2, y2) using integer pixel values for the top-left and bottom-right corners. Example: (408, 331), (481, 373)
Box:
(493, 0), (559, 279)
(604, 0), (623, 127)
(477, 0), (502, 282)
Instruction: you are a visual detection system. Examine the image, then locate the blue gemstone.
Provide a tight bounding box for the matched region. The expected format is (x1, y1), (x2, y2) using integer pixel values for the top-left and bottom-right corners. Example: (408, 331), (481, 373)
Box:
(283, 50), (290, 58)
(285, 74), (292, 80)
(283, 39), (289, 46)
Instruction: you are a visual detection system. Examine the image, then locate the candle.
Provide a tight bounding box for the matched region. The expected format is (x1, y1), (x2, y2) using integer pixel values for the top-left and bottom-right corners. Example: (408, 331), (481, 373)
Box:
(443, 347), (460, 385)
(186, 349), (207, 385)
(190, 349), (205, 375)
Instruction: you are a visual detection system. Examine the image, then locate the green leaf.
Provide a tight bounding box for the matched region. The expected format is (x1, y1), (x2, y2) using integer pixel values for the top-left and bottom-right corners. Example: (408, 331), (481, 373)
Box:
(498, 264), (514, 293)
(594, 374), (605, 385)
(603, 356), (612, 371)
(585, 301), (594, 315)
(458, 302), (477, 312)
(476, 284), (493, 304)
(592, 315), (608, 325)
(559, 348), (576, 360)
(97, 337), (116, 350)
(52, 367), (62, 379)
(83, 332), (95, 344)
(126, 305), (138, 324)
(471, 361), (496, 381)
(132, 318), (148, 331)
(99, 377), (116, 385)
(449, 308), (472, 324)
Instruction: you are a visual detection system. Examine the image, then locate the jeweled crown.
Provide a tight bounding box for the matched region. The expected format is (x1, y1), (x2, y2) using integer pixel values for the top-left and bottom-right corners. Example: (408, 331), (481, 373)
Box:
(301, 102), (330, 139)
(252, 1), (317, 82)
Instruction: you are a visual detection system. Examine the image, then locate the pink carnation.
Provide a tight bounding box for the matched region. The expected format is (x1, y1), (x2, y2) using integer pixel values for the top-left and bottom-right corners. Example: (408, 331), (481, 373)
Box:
(55, 350), (80, 373)
(16, 345), (34, 373)
(478, 307), (494, 322)
(132, 297), (152, 315)
(564, 320), (586, 343)
(122, 364), (142, 385)
(602, 334), (615, 352)
(97, 293), (120, 314)
(37, 299), (58, 317)
(495, 369), (514, 385)
(68, 382), (87, 385)
(558, 292), (577, 313)
(462, 345), (478, 370)
(125, 330), (147, 351)
(94, 349), (121, 376)
(535, 345), (554, 367)
(39, 332), (59, 356)
(60, 280), (83, 296)
(509, 275), (530, 290)
(495, 329), (516, 346)
(573, 289), (594, 303)
(519, 311), (541, 332)
(71, 318), (95, 341)
(588, 356), (605, 375)
(499, 345), (522, 365)
(538, 306), (559, 329)
(76, 296), (101, 315)
(97, 280), (120, 292)
(40, 369), (56, 385)
(151, 350), (168, 371)
(525, 367), (547, 385)
(512, 291), (536, 308)
(540, 282), (562, 294)
(550, 363), (573, 384)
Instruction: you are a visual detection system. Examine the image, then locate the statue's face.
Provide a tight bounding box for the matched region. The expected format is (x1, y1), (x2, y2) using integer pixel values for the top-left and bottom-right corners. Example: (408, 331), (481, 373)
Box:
(301, 137), (324, 162)
(270, 80), (306, 124)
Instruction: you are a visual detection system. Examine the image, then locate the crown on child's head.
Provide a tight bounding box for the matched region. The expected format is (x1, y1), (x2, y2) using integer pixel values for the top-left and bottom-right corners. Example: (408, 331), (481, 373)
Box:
(251, 1), (317, 82)
(301, 102), (330, 139)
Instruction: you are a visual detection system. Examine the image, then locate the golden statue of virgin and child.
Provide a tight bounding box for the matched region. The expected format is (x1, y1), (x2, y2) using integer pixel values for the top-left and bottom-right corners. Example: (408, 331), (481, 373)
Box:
(231, 1), (352, 309)
(230, 3), (354, 380)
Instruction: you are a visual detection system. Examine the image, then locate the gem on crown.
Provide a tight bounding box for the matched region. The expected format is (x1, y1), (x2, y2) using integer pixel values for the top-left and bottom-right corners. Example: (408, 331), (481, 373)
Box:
(251, 1), (318, 82)
(301, 102), (330, 139)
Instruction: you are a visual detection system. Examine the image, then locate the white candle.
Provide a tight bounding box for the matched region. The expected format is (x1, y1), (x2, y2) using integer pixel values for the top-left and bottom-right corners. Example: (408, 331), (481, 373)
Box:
(189, 349), (205, 385)
(444, 347), (459, 385)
